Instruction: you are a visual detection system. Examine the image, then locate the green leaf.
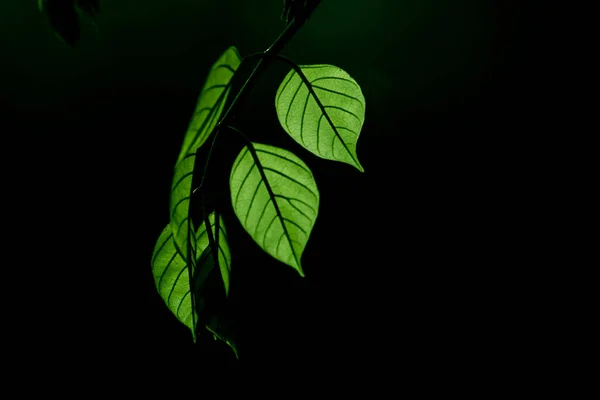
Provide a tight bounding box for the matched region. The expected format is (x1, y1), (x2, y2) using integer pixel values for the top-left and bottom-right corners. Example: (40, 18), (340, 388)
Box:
(178, 46), (242, 162)
(275, 64), (365, 172)
(170, 46), (241, 260)
(151, 224), (197, 339)
(170, 153), (196, 261)
(151, 212), (233, 352)
(230, 142), (320, 276)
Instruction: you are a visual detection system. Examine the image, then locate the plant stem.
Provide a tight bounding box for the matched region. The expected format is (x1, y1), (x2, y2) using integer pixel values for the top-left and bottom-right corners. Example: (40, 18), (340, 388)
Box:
(190, 1), (322, 339)
(217, 5), (320, 131)
(197, 8), (322, 227)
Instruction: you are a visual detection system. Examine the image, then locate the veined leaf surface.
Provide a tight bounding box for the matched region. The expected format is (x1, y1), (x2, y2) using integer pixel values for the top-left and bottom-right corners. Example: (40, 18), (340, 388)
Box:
(170, 153), (196, 260)
(170, 46), (241, 260)
(275, 64), (365, 172)
(152, 224), (195, 336)
(179, 46), (242, 161)
(151, 212), (232, 350)
(230, 142), (319, 276)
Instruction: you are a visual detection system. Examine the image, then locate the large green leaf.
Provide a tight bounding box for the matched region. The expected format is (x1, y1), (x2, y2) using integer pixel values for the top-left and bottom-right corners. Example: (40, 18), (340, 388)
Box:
(275, 64), (365, 172)
(230, 142), (319, 276)
(170, 46), (241, 260)
(151, 212), (233, 352)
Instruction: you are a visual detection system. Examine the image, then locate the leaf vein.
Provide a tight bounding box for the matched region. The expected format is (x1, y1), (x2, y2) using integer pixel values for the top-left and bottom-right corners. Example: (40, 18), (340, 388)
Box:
(262, 213), (280, 249)
(274, 195), (314, 222)
(253, 188), (272, 237)
(157, 252), (178, 291)
(311, 84), (365, 109)
(262, 167), (318, 200)
(283, 217), (308, 237)
(255, 148), (313, 176)
(284, 75), (303, 133)
(233, 160), (256, 209)
(300, 90), (310, 147)
(311, 76), (360, 90)
(323, 105), (362, 124)
(167, 266), (188, 308)
(176, 291), (191, 319)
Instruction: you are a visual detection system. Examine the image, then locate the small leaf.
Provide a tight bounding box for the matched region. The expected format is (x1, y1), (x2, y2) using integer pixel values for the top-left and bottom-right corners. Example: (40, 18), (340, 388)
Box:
(230, 142), (319, 276)
(151, 213), (234, 353)
(275, 64), (365, 172)
(170, 46), (241, 260)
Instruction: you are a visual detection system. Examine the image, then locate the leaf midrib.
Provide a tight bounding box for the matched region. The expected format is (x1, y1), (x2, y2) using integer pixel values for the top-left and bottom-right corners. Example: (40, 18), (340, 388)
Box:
(246, 143), (304, 274)
(277, 59), (363, 170)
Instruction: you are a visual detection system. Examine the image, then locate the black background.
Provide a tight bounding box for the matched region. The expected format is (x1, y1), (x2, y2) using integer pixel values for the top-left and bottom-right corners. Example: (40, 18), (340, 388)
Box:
(1, 0), (566, 377)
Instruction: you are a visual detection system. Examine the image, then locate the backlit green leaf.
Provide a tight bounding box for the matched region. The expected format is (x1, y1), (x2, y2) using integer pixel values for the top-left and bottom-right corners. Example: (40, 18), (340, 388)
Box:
(152, 224), (195, 338)
(170, 46), (241, 260)
(151, 212), (233, 352)
(170, 153), (196, 260)
(275, 64), (365, 172)
(230, 142), (319, 276)
(178, 46), (242, 161)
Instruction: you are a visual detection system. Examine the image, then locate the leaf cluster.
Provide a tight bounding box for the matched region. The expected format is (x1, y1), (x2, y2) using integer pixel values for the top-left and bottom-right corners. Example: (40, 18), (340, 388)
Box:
(151, 45), (366, 357)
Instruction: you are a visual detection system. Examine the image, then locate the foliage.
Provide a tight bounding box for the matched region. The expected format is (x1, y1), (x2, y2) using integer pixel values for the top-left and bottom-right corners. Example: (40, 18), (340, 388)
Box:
(40, 0), (366, 358)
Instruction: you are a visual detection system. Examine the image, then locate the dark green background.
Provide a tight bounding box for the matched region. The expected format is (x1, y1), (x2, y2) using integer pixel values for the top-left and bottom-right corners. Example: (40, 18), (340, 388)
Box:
(2, 0), (563, 374)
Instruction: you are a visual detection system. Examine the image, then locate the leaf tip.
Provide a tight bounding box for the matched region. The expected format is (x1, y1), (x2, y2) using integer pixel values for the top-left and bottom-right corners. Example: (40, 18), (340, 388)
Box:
(229, 343), (240, 360)
(354, 161), (365, 173)
(227, 45), (241, 58)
